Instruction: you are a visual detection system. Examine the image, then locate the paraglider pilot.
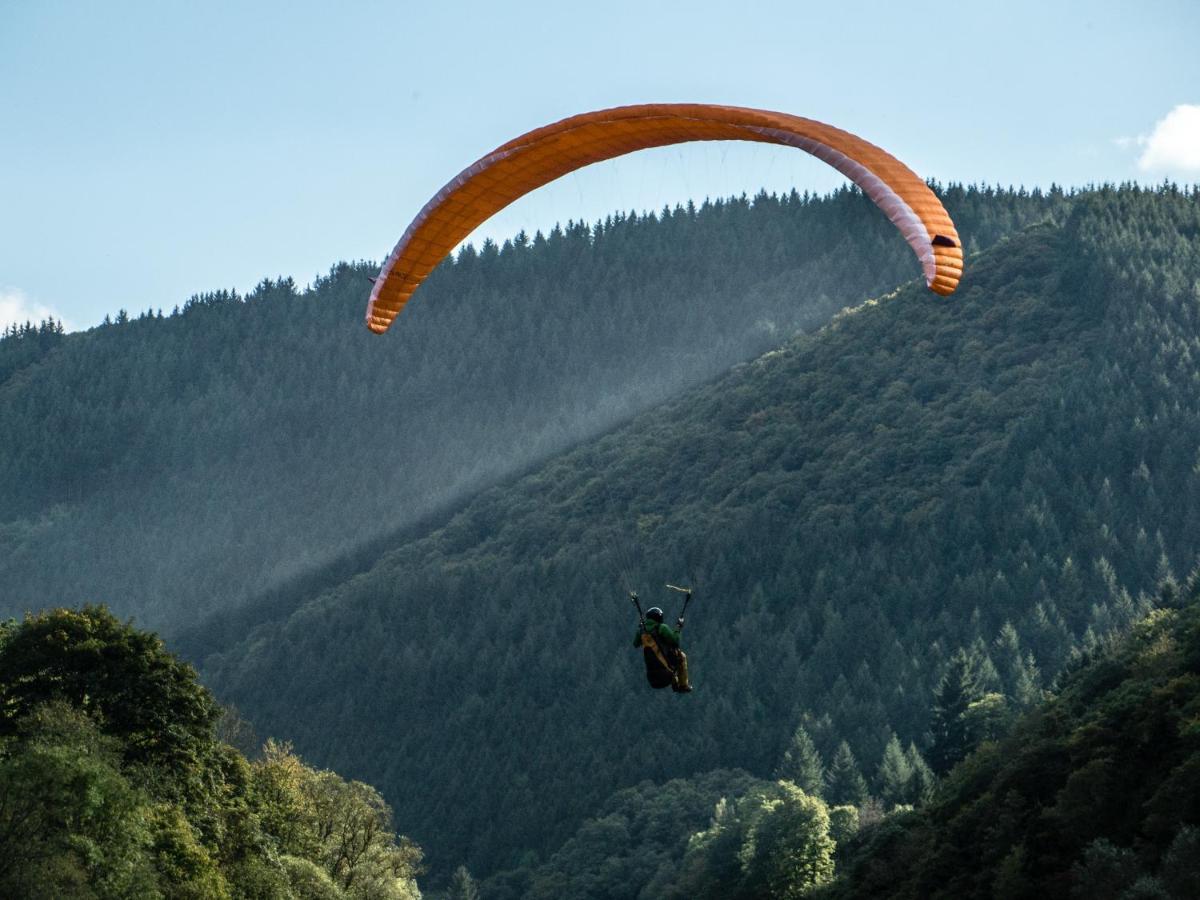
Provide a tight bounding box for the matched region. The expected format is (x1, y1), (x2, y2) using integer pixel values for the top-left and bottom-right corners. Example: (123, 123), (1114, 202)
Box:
(632, 591), (693, 693)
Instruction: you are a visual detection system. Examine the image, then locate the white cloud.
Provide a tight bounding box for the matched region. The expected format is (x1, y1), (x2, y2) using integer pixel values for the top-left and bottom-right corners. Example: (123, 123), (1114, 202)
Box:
(1135, 104), (1200, 175)
(0, 288), (72, 333)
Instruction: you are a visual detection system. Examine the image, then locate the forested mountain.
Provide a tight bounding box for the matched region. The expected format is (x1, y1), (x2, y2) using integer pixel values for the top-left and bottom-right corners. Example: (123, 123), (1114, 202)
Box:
(187, 185), (1200, 882)
(493, 585), (1200, 900)
(0, 184), (1061, 635)
(821, 590), (1200, 900)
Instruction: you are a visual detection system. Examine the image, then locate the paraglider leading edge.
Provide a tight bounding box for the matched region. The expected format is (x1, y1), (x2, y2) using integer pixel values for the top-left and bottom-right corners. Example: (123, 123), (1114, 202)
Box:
(366, 103), (963, 334)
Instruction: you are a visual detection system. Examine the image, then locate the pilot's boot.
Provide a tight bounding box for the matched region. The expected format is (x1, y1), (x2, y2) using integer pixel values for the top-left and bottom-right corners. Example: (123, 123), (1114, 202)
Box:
(671, 650), (693, 693)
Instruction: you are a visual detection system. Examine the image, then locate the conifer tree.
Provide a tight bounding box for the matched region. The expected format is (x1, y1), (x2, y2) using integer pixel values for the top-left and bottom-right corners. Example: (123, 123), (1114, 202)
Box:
(446, 865), (480, 900)
(969, 637), (1002, 694)
(1156, 552), (1180, 607)
(904, 742), (936, 805)
(993, 622), (1023, 694)
(825, 741), (868, 806)
(1011, 652), (1043, 711)
(876, 733), (912, 808)
(775, 725), (825, 797)
(928, 648), (984, 775)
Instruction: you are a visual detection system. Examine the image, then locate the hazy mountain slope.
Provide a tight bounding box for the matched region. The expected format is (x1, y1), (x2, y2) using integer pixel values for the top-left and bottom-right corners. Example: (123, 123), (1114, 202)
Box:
(0, 186), (1061, 633)
(194, 186), (1200, 877)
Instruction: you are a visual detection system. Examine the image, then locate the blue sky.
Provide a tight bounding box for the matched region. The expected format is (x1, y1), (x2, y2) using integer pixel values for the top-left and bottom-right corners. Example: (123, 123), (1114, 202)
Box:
(2, 0), (1198, 331)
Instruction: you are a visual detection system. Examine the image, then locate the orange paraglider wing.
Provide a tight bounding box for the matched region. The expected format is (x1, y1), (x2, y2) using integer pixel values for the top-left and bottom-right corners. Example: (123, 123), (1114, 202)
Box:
(366, 103), (962, 334)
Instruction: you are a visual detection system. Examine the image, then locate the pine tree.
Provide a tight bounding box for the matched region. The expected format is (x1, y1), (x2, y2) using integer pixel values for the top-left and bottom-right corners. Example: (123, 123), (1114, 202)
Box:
(876, 733), (912, 808)
(775, 724), (825, 796)
(1156, 552), (1180, 607)
(993, 621), (1023, 695)
(446, 865), (480, 900)
(969, 637), (1002, 694)
(1011, 652), (1043, 711)
(825, 741), (869, 806)
(904, 742), (936, 805)
(928, 648), (984, 775)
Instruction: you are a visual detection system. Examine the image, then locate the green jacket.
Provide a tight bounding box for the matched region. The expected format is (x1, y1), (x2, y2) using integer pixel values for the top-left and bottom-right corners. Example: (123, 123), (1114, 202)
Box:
(634, 620), (681, 649)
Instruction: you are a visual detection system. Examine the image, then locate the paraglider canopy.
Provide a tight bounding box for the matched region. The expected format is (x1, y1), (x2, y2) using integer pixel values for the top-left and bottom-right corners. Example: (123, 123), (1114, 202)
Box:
(366, 103), (963, 334)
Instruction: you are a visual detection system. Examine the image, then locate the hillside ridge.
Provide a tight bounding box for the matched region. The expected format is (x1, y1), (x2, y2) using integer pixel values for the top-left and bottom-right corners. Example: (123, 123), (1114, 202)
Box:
(195, 188), (1200, 877)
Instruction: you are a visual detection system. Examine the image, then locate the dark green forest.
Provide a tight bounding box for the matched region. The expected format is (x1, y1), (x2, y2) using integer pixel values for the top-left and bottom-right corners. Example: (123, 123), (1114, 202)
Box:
(4, 182), (1199, 896)
(479, 580), (1200, 899)
(0, 185), (1063, 634)
(821, 589), (1200, 900)
(6, 591), (1197, 898)
(180, 186), (1200, 883)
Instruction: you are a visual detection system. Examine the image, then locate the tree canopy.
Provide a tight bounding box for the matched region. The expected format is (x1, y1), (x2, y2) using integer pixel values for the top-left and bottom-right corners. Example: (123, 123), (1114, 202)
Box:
(0, 607), (424, 898)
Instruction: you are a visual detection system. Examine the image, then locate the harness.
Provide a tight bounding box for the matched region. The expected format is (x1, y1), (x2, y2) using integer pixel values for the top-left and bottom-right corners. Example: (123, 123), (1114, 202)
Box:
(629, 589), (691, 689)
(640, 627), (677, 674)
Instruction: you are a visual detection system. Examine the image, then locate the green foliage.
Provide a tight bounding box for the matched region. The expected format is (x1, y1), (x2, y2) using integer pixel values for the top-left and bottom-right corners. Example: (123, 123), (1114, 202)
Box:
(279, 856), (345, 900)
(671, 781), (834, 899)
(145, 803), (231, 898)
(827, 805), (859, 846)
(876, 734), (911, 808)
(0, 605), (220, 796)
(0, 607), (424, 898)
(484, 769), (765, 900)
(0, 702), (158, 899)
(444, 865), (480, 900)
(1122, 877), (1172, 900)
(307, 772), (423, 898)
(1070, 839), (1139, 900)
(903, 742), (936, 806)
(928, 648), (985, 775)
(1158, 826), (1200, 899)
(823, 597), (1200, 899)
(776, 724), (826, 796)
(248, 740), (424, 899)
(962, 691), (1012, 747)
(740, 783), (836, 898)
(251, 738), (323, 860)
(825, 742), (869, 807)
